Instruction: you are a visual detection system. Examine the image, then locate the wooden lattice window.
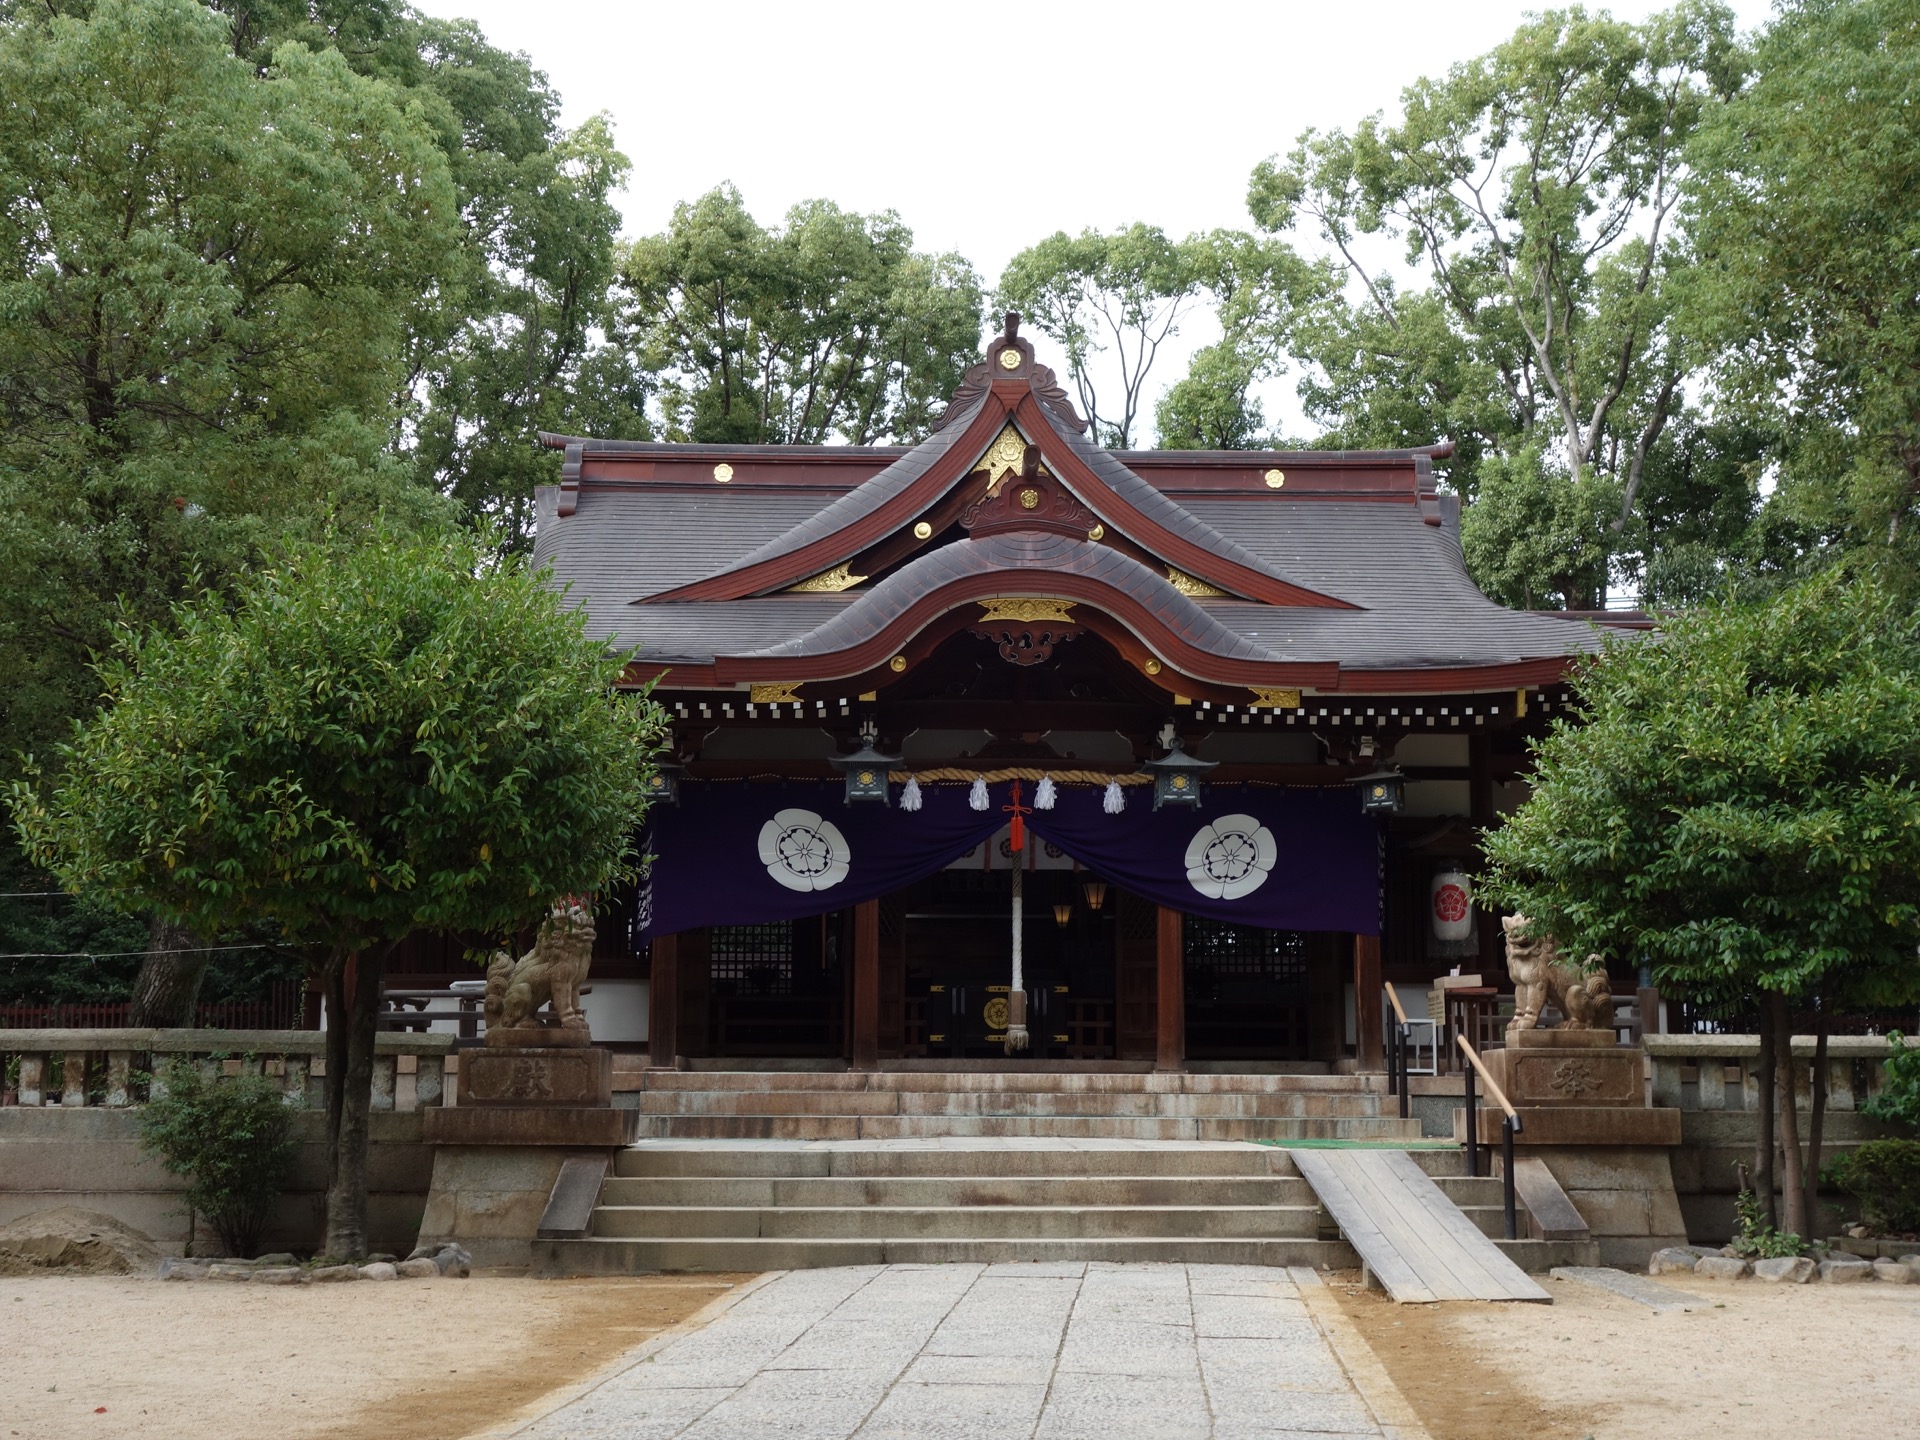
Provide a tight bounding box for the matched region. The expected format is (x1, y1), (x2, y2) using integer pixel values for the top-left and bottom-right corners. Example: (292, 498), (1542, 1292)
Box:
(1183, 920), (1308, 984)
(710, 922), (794, 995)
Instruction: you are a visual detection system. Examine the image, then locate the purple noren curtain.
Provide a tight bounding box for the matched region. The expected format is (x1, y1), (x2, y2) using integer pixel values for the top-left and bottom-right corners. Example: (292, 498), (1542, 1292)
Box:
(636, 779), (1379, 940)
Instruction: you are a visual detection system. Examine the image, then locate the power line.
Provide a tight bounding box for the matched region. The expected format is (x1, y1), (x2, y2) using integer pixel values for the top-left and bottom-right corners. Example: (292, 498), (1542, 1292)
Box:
(0, 891), (74, 899)
(0, 943), (302, 961)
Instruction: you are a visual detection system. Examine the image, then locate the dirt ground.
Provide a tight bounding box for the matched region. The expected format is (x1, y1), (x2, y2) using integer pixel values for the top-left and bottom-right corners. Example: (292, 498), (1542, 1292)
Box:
(0, 1272), (747, 1440)
(1333, 1267), (1920, 1440)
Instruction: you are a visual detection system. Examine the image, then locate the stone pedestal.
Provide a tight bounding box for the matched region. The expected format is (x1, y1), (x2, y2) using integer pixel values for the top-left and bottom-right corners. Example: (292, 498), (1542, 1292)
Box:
(1484, 1027), (1641, 1106)
(417, 1024), (629, 1266)
(1455, 1027), (1687, 1268)
(459, 1045), (612, 1108)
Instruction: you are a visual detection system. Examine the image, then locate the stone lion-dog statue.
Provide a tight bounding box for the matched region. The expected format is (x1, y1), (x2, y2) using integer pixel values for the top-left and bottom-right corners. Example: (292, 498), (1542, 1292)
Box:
(484, 897), (595, 1033)
(1503, 913), (1613, 1033)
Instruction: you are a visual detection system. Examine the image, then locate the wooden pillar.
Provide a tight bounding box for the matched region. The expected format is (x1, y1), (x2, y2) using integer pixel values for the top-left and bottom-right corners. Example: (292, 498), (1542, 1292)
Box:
(1354, 932), (1384, 1071)
(1469, 733), (1502, 978)
(1155, 905), (1184, 1073)
(648, 933), (680, 1070)
(851, 899), (880, 1071)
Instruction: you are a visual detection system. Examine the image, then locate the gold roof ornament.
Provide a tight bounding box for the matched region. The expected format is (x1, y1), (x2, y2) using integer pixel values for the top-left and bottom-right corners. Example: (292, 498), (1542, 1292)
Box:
(786, 561), (867, 593)
(977, 597), (1076, 625)
(1247, 686), (1302, 710)
(1166, 567), (1228, 598)
(713, 463), (735, 483)
(1264, 468), (1285, 489)
(749, 681), (803, 703)
(973, 423), (1035, 494)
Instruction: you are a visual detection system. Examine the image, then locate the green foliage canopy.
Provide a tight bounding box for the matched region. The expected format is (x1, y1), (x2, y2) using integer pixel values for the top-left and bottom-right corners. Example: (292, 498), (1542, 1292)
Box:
(1226, 2), (1749, 607)
(1481, 572), (1920, 1012)
(1685, 0), (1920, 575)
(0, 0), (461, 775)
(10, 525), (668, 955)
(619, 185), (984, 446)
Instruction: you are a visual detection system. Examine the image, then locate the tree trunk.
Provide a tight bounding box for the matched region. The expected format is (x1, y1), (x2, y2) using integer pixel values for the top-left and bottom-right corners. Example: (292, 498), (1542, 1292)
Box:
(1753, 1011), (1777, 1230)
(322, 948), (383, 1261)
(128, 917), (208, 1027)
(1804, 1005), (1830, 1242)
(1770, 992), (1807, 1240)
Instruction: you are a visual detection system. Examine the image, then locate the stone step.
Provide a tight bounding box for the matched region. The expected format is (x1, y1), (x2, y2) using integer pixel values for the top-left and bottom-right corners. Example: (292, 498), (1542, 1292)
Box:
(612, 1141), (1305, 1179)
(537, 1235), (1362, 1275)
(627, 1114), (1426, 1142)
(628, 1070), (1383, 1094)
(624, 1090), (1390, 1119)
(597, 1174), (1321, 1208)
(590, 1204), (1326, 1241)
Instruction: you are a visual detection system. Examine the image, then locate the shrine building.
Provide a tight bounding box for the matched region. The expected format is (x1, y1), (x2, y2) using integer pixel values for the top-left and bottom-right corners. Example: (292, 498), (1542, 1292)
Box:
(530, 317), (1628, 1073)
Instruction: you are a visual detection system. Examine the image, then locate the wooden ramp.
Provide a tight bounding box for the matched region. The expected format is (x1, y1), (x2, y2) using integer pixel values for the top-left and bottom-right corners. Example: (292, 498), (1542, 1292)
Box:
(1287, 1148), (1551, 1304)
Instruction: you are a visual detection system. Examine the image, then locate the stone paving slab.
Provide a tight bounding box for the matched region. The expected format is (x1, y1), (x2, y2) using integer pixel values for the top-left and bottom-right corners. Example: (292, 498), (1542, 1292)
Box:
(1549, 1265), (1707, 1313)
(512, 1263), (1400, 1439)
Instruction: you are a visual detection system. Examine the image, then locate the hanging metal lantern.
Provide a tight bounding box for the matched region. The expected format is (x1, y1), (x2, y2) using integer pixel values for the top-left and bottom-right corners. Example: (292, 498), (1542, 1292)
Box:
(1082, 877), (1108, 911)
(1144, 734), (1217, 811)
(1052, 902), (1073, 928)
(831, 740), (901, 804)
(644, 757), (688, 806)
(1353, 767), (1406, 815)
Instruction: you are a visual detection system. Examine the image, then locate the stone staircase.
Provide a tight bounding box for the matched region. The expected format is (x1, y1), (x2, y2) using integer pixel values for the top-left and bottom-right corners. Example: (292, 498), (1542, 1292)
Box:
(535, 1137), (1594, 1276)
(615, 1069), (1426, 1143)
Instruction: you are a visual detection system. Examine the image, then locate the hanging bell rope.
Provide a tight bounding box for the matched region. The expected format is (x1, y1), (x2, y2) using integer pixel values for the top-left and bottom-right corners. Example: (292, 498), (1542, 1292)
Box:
(1002, 779), (1032, 1055)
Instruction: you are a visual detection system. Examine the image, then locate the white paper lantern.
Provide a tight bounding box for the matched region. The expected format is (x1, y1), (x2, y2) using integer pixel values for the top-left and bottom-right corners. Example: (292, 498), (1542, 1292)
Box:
(1430, 869), (1473, 943)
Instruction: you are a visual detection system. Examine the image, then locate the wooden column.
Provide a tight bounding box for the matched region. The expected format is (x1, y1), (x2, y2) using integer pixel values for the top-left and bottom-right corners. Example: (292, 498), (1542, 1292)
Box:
(1469, 733), (1502, 978)
(648, 933), (679, 1070)
(1155, 905), (1185, 1073)
(1354, 932), (1384, 1071)
(851, 899), (880, 1071)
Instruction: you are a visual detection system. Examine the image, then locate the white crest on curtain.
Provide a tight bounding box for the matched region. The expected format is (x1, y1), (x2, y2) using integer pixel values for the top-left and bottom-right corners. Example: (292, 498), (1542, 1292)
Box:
(1184, 813), (1277, 900)
(1102, 780), (1125, 814)
(757, 809), (852, 893)
(969, 776), (989, 811)
(899, 775), (922, 812)
(1034, 775), (1057, 810)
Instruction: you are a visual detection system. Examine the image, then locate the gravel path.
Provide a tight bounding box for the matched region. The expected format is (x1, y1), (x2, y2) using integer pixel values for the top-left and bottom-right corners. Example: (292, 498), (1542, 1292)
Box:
(516, 1262), (1395, 1440)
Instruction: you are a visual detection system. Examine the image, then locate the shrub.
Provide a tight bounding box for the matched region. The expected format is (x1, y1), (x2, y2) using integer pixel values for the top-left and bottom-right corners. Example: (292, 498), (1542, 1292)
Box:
(1730, 1166), (1803, 1257)
(137, 1061), (295, 1258)
(1824, 1139), (1920, 1235)
(1862, 1032), (1920, 1131)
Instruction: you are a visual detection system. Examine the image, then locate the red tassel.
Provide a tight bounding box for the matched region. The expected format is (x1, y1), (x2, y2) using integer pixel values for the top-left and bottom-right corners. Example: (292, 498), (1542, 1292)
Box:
(1004, 779), (1030, 852)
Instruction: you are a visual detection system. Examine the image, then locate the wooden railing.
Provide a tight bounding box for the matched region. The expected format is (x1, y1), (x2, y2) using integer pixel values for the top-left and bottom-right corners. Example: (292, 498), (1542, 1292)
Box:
(0, 980), (305, 1032)
(1383, 985), (1412, 1120)
(1456, 1034), (1522, 1240)
(0, 1028), (455, 1111)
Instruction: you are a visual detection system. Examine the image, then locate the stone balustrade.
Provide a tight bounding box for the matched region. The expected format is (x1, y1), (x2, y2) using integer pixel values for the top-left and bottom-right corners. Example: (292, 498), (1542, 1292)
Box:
(1644, 1033), (1896, 1113)
(0, 1028), (457, 1113)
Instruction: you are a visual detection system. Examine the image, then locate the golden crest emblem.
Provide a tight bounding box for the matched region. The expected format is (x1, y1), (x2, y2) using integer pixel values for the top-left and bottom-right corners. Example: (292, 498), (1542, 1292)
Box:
(983, 997), (1011, 1031)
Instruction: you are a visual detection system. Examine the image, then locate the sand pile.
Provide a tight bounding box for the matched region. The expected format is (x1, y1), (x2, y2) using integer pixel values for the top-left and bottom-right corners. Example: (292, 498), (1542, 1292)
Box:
(0, 1208), (159, 1276)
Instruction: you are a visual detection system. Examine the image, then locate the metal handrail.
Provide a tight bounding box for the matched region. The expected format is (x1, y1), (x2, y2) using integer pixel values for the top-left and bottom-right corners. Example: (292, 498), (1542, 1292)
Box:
(1456, 1034), (1522, 1240)
(1381, 985), (1414, 1119)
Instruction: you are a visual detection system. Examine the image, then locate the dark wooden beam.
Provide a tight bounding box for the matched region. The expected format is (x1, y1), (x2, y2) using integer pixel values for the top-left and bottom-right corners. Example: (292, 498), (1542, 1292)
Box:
(647, 933), (679, 1070)
(851, 899), (880, 1071)
(1155, 906), (1185, 1073)
(1354, 933), (1384, 1071)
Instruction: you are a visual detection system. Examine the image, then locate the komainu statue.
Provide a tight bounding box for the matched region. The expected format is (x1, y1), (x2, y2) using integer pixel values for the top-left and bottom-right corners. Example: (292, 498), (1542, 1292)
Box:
(484, 897), (595, 1035)
(1503, 914), (1613, 1033)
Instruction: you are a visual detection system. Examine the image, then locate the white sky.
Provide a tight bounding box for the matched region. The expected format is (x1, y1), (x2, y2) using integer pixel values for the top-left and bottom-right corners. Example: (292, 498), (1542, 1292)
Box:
(414, 0), (1778, 441)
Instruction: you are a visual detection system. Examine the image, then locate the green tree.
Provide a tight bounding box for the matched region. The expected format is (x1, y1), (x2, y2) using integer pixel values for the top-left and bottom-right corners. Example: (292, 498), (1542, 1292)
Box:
(0, 0), (462, 1018)
(1684, 0), (1920, 578)
(997, 224), (1214, 448)
(1237, 2), (1746, 606)
(11, 526), (668, 1258)
(619, 185), (984, 446)
(1481, 572), (1920, 1239)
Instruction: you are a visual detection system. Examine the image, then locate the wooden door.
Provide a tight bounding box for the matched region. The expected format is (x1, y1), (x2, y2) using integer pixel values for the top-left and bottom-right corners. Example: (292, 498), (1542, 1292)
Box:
(1114, 889), (1158, 1061)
